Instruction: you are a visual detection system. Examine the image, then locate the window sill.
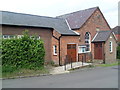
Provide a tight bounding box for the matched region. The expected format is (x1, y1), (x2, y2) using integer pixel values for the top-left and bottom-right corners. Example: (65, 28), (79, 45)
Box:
(110, 52), (113, 54)
(86, 51), (91, 53)
(53, 54), (57, 56)
(78, 52), (86, 54)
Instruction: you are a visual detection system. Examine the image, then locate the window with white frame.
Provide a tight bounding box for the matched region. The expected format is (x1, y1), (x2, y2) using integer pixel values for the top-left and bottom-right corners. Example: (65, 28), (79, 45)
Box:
(2, 35), (15, 39)
(30, 36), (40, 40)
(17, 35), (23, 39)
(53, 45), (57, 55)
(85, 32), (91, 52)
(2, 35), (41, 40)
(78, 46), (86, 53)
(109, 41), (113, 52)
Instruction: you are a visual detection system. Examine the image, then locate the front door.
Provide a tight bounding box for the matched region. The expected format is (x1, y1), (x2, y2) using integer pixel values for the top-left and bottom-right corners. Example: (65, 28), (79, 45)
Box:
(67, 44), (76, 62)
(94, 43), (103, 59)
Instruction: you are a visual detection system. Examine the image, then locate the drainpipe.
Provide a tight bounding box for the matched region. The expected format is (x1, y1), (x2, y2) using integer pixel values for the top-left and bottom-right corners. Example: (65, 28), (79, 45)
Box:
(103, 42), (105, 64)
(58, 36), (62, 66)
(52, 33), (62, 66)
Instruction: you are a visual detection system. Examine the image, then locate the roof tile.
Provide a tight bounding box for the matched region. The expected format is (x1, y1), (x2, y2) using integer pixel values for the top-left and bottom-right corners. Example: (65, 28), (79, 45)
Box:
(1, 11), (79, 36)
(92, 30), (112, 42)
(57, 7), (98, 29)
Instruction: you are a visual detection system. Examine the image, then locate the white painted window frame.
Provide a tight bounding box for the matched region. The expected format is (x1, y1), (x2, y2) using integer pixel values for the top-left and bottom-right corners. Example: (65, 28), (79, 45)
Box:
(109, 41), (113, 53)
(3, 35), (15, 39)
(17, 35), (23, 39)
(53, 45), (57, 55)
(85, 32), (91, 52)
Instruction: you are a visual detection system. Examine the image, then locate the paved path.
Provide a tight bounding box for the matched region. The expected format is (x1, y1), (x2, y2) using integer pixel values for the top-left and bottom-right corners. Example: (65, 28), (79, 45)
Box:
(2, 65), (118, 88)
(50, 62), (91, 74)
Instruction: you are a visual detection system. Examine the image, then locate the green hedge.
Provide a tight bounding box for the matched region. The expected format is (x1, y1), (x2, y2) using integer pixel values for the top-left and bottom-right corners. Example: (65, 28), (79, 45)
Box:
(117, 43), (120, 59)
(1, 30), (45, 72)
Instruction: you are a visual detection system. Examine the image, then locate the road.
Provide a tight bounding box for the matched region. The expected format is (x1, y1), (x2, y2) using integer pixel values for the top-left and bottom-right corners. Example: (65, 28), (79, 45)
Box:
(2, 66), (118, 88)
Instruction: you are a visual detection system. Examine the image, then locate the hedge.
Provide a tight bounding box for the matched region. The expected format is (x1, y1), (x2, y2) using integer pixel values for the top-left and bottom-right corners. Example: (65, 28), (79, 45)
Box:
(1, 30), (45, 72)
(117, 43), (120, 59)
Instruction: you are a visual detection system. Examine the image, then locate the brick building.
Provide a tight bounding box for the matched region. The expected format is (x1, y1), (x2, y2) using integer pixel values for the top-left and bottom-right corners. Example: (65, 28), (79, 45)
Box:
(1, 11), (80, 65)
(58, 7), (117, 63)
(112, 26), (120, 42)
(1, 7), (117, 65)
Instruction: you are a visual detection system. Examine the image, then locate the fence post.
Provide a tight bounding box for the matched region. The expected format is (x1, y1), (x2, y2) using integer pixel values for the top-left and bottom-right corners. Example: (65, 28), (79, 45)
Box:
(82, 56), (83, 66)
(71, 57), (72, 69)
(64, 55), (67, 70)
(78, 54), (80, 62)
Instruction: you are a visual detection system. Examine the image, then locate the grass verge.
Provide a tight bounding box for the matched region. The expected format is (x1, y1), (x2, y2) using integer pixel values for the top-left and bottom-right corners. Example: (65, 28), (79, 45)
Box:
(96, 62), (119, 67)
(2, 65), (53, 79)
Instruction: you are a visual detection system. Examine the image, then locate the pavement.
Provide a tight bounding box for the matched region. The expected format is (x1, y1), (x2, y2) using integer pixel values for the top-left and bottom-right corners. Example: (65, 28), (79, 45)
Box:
(50, 62), (91, 75)
(1, 62), (91, 80)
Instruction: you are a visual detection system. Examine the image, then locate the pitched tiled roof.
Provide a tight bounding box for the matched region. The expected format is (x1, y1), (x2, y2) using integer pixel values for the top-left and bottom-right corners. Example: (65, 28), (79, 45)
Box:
(1, 11), (79, 36)
(92, 30), (112, 42)
(112, 26), (120, 34)
(57, 7), (98, 29)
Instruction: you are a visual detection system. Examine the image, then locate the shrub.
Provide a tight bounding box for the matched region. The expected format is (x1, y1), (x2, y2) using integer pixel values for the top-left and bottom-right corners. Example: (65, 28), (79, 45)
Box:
(1, 30), (45, 72)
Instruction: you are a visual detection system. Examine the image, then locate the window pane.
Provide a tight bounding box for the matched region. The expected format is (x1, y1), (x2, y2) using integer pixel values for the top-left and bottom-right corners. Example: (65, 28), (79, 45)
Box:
(67, 45), (71, 49)
(9, 35), (15, 38)
(109, 41), (112, 52)
(72, 45), (76, 49)
(85, 32), (91, 51)
(86, 45), (89, 51)
(53, 45), (57, 55)
(55, 45), (57, 53)
(3, 35), (9, 39)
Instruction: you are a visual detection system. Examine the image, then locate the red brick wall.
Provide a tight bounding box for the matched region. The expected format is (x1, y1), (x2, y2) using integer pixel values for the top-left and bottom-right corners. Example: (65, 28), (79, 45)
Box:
(78, 53), (92, 62)
(51, 30), (61, 64)
(60, 36), (80, 65)
(74, 9), (111, 60)
(104, 33), (117, 63)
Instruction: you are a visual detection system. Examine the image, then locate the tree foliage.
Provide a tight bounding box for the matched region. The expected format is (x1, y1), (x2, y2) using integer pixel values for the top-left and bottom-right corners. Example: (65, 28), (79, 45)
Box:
(117, 42), (120, 59)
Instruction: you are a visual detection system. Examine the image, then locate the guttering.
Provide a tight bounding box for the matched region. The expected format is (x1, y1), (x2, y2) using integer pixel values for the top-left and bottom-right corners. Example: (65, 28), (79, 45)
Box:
(58, 35), (62, 66)
(2, 24), (53, 30)
(61, 34), (80, 36)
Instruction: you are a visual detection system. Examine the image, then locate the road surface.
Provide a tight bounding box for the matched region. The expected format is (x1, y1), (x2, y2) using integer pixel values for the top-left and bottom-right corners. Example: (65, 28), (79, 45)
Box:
(2, 65), (118, 88)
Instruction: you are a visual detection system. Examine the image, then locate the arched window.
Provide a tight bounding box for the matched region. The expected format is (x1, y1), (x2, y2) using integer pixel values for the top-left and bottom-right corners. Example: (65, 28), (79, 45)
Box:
(85, 32), (91, 52)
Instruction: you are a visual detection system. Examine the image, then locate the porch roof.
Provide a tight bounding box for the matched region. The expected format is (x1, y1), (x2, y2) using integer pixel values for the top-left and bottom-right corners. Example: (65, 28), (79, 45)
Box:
(92, 30), (112, 43)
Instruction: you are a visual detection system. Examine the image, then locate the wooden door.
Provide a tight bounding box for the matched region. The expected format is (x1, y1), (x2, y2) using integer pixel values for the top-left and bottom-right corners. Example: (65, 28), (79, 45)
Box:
(94, 43), (103, 59)
(67, 44), (76, 62)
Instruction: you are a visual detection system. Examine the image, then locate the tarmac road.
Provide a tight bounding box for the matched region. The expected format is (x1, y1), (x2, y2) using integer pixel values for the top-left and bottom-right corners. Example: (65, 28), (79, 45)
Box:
(2, 65), (118, 88)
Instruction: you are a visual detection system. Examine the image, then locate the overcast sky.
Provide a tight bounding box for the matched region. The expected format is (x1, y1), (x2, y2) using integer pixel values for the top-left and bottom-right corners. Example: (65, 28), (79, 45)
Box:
(1, 0), (119, 28)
